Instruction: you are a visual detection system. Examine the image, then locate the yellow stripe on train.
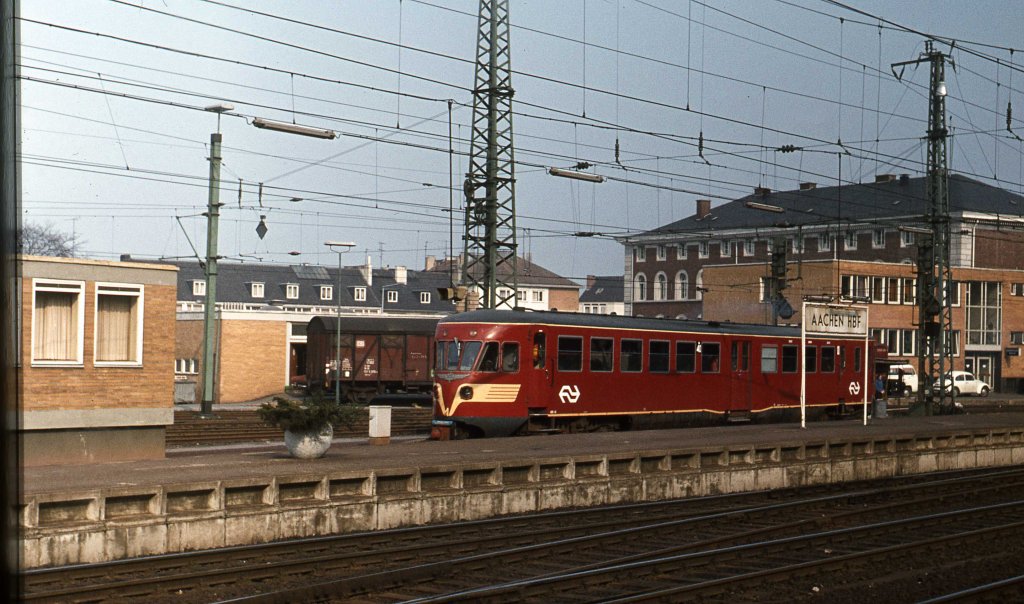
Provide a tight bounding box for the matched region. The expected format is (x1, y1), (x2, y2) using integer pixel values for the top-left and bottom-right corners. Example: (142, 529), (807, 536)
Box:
(437, 383), (522, 416)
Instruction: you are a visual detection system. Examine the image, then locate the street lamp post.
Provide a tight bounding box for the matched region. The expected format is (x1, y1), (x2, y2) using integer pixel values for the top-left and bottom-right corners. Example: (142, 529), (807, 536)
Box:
(199, 102), (233, 418)
(325, 241), (356, 407)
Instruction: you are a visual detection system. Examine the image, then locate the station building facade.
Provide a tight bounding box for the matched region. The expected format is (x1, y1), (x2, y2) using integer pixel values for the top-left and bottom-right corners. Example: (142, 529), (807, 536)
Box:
(20, 256), (177, 465)
(619, 174), (1024, 392)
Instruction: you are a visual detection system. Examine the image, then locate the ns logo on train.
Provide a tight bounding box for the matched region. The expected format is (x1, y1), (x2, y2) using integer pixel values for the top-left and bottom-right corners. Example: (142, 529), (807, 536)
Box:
(559, 385), (581, 404)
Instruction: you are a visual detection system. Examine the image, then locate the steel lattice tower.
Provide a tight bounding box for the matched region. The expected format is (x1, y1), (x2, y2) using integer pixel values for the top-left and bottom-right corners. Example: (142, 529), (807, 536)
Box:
(461, 0), (517, 309)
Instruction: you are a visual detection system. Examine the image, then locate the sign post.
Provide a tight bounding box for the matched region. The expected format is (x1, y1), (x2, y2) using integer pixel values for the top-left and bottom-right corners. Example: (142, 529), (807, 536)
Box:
(801, 302), (870, 428)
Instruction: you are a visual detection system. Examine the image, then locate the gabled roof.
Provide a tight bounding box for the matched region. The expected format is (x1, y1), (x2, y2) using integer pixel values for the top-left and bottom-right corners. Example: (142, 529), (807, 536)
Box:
(169, 261), (455, 313)
(632, 174), (1024, 240)
(580, 275), (625, 303)
(427, 255), (580, 289)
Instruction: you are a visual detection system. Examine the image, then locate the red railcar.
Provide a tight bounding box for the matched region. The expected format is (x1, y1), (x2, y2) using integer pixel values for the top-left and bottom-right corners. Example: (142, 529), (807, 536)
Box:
(306, 316), (438, 403)
(431, 310), (880, 439)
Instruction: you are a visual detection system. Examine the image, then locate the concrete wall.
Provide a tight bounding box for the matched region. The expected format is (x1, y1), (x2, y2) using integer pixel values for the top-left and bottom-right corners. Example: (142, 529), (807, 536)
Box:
(20, 256), (177, 465)
(20, 426), (1024, 567)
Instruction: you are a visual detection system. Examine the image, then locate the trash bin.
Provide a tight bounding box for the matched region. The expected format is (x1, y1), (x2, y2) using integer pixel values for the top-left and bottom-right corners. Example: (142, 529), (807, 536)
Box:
(873, 397), (888, 419)
(368, 405), (392, 445)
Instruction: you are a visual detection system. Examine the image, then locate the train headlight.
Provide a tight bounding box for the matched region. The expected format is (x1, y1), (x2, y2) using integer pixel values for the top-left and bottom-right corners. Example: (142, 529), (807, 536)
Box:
(459, 385), (473, 400)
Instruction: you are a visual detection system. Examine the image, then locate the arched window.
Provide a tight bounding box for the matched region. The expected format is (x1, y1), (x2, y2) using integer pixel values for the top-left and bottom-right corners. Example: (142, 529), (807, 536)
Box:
(695, 269), (704, 301)
(634, 273), (647, 301)
(655, 272), (667, 301)
(675, 270), (689, 300)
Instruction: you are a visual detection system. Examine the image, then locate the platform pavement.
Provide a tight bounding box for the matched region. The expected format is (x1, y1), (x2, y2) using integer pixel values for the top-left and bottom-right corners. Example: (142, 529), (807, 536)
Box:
(23, 411), (1024, 498)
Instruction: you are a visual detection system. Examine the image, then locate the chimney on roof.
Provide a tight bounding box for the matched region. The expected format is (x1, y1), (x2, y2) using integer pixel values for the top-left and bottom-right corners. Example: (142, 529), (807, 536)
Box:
(394, 266), (407, 285)
(875, 173), (897, 183)
(360, 255), (373, 286)
(696, 199), (711, 219)
(586, 274), (596, 289)
(899, 174), (910, 186)
(799, 182), (816, 191)
(425, 255), (436, 271)
(754, 186), (771, 197)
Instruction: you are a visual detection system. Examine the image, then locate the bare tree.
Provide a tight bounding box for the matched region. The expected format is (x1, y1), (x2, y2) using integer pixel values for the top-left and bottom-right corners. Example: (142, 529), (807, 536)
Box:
(18, 222), (81, 257)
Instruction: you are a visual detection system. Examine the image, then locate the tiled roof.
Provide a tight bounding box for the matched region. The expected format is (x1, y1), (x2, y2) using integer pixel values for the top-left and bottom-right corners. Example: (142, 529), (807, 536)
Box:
(427, 255), (580, 289)
(580, 275), (625, 303)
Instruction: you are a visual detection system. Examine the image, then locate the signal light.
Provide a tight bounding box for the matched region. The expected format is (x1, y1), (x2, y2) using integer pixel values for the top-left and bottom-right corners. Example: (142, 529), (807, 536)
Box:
(437, 286), (468, 301)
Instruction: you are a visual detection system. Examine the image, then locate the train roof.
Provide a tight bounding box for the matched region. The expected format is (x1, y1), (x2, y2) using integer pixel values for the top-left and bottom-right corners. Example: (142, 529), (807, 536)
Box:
(438, 309), (818, 338)
(309, 315), (440, 335)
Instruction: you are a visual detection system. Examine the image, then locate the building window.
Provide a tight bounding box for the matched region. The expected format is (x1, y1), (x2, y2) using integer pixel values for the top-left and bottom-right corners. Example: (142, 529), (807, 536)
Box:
(354, 287), (367, 302)
(95, 283), (143, 364)
(743, 239), (755, 256)
(655, 273), (667, 301)
(695, 270), (704, 301)
(887, 277), (900, 304)
(1011, 332), (1024, 345)
(634, 274), (647, 301)
(285, 283), (299, 299)
(532, 291), (544, 302)
(386, 290), (398, 303)
(872, 229), (886, 248)
(791, 236), (804, 254)
(871, 277), (885, 303)
(966, 281), (1001, 347)
(818, 233), (832, 252)
(320, 285), (333, 301)
(675, 271), (689, 300)
(900, 231), (915, 247)
(902, 279), (916, 305)
(420, 291), (431, 304)
(192, 280), (206, 297)
(698, 241), (709, 258)
(32, 279), (85, 364)
(676, 244), (687, 260)
(250, 282), (264, 298)
(656, 245), (666, 261)
(635, 245), (646, 262)
(844, 231), (857, 251)
(719, 241), (731, 258)
(175, 358), (198, 375)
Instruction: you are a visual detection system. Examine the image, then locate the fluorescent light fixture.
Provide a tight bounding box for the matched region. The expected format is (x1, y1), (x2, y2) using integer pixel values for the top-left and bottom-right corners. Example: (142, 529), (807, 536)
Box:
(324, 241), (356, 249)
(744, 200), (785, 213)
(548, 167), (605, 183)
(205, 102), (235, 113)
(253, 117), (337, 140)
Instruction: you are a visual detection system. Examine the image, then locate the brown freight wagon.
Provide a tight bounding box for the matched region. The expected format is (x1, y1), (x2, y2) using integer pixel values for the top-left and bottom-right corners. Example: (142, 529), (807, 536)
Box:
(306, 315), (439, 404)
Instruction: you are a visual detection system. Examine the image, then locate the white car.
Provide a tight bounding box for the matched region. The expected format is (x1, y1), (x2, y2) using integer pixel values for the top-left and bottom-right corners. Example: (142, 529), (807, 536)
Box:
(934, 371), (991, 397)
(886, 364), (918, 396)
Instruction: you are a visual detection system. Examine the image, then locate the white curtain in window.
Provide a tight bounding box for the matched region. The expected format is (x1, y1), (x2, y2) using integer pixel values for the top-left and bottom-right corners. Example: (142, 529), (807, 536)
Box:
(97, 295), (137, 361)
(34, 291), (76, 360)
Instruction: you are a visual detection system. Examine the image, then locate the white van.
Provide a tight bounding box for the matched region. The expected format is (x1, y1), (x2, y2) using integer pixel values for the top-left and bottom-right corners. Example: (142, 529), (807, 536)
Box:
(886, 364), (918, 396)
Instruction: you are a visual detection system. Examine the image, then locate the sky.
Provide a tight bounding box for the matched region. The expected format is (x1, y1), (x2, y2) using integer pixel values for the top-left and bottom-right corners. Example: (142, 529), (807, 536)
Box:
(18, 0), (1024, 285)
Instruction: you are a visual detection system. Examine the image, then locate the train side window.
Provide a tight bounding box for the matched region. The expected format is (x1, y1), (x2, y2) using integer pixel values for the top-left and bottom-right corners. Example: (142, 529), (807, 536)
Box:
(621, 339), (643, 372)
(805, 346), (818, 373)
(761, 345), (778, 373)
(821, 346), (836, 372)
(533, 333), (546, 368)
(444, 341), (460, 370)
(700, 342), (720, 373)
(782, 345), (798, 372)
(557, 336), (584, 372)
(458, 341), (483, 371)
(650, 340), (670, 373)
(590, 337), (614, 372)
(853, 347), (862, 373)
(435, 341), (446, 371)
(676, 341), (696, 373)
(501, 342), (519, 372)
(477, 342), (499, 372)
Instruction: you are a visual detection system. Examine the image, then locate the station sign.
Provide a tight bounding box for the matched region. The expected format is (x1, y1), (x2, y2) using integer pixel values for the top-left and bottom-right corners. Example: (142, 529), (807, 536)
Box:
(803, 303), (868, 337)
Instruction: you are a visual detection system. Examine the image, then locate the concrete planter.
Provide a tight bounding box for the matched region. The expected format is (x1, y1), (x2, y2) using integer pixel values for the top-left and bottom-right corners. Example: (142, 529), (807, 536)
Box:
(284, 424), (334, 459)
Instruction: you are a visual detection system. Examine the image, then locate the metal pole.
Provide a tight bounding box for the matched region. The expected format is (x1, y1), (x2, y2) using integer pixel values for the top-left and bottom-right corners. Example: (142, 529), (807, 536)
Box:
(800, 301), (806, 429)
(863, 306), (869, 426)
(335, 250), (342, 408)
(199, 131), (222, 417)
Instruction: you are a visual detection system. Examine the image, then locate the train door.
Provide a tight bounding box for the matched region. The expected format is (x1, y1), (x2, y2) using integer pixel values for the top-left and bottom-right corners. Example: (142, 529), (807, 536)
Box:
(405, 334), (431, 384)
(354, 335), (380, 380)
(379, 335), (404, 382)
(730, 340), (752, 412)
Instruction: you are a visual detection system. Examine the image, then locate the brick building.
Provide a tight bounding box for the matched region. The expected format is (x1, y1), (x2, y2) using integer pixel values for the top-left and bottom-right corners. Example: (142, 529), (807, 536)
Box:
(619, 174), (1024, 391)
(20, 256), (177, 465)
(173, 258), (454, 404)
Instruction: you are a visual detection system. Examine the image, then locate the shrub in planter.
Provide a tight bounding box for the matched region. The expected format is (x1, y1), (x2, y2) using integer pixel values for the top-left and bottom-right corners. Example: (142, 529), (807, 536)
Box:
(258, 394), (360, 458)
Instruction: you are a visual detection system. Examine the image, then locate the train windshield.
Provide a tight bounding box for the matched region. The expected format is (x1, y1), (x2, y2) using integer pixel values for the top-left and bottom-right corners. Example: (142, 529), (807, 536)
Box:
(439, 339), (483, 371)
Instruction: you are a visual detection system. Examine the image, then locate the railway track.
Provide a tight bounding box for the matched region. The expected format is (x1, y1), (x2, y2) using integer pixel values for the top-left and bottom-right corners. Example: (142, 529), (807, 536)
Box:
(23, 466), (1024, 603)
(166, 407), (432, 446)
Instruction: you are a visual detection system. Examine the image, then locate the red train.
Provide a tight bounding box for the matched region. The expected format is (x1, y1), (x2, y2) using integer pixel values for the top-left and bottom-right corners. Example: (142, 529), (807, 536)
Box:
(431, 310), (883, 439)
(306, 315), (438, 404)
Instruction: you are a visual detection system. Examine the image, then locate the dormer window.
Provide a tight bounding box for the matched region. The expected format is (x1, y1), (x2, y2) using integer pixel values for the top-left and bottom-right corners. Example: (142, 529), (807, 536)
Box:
(250, 282), (264, 298)
(192, 280), (206, 296)
(354, 287), (366, 302)
(420, 291), (431, 304)
(320, 285), (333, 301)
(285, 283), (299, 299)
(386, 290), (398, 303)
